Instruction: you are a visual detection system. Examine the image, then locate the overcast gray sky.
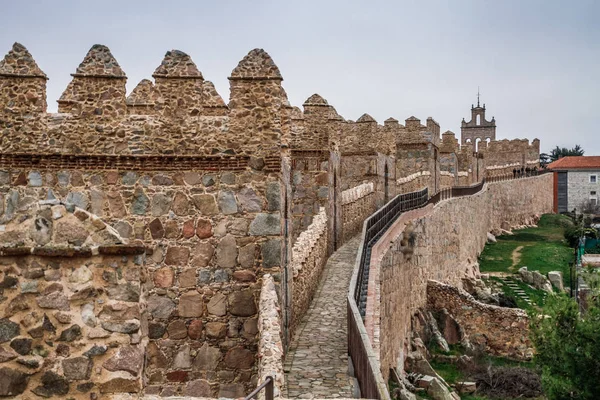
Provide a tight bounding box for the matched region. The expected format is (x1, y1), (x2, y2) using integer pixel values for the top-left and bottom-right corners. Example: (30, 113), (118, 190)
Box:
(2, 0), (598, 155)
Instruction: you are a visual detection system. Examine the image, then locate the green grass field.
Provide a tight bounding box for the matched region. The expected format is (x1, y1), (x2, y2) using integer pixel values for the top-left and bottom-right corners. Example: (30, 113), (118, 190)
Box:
(479, 214), (574, 287)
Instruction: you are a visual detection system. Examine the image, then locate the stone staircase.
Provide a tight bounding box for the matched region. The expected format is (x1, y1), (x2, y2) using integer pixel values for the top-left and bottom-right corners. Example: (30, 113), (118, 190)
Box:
(500, 276), (532, 306)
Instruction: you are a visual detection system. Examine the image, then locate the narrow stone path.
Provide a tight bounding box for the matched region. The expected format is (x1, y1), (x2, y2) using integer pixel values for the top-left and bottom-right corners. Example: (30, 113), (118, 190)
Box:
(510, 245), (524, 271)
(284, 236), (360, 399)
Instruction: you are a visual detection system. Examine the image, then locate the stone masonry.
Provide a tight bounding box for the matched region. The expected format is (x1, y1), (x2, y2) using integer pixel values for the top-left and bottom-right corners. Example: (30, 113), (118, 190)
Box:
(0, 40), (546, 398)
(374, 174), (552, 381)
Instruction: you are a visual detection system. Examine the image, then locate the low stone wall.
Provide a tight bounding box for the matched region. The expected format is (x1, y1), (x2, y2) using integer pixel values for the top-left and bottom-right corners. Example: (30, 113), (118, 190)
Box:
(457, 171), (470, 186)
(486, 162), (521, 178)
(427, 280), (531, 359)
(396, 171), (430, 194)
(290, 208), (328, 335)
(258, 275), (284, 397)
(341, 183), (376, 243)
(370, 174), (552, 380)
(439, 171), (455, 189)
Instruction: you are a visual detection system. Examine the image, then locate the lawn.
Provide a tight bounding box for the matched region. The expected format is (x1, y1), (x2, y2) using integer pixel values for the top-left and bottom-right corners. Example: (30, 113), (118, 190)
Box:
(479, 214), (574, 287)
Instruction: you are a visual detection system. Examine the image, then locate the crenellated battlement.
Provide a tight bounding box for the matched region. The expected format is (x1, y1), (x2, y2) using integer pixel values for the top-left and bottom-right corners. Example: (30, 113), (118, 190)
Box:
(0, 43), (288, 157)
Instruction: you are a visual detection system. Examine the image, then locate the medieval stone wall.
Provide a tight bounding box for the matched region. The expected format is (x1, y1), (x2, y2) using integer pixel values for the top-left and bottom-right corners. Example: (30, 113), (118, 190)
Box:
(0, 40), (547, 398)
(373, 174), (552, 381)
(426, 281), (531, 359)
(289, 208), (328, 336)
(0, 166), (284, 397)
(290, 151), (329, 243)
(0, 200), (148, 399)
(0, 42), (291, 398)
(341, 184), (376, 244)
(257, 274), (284, 398)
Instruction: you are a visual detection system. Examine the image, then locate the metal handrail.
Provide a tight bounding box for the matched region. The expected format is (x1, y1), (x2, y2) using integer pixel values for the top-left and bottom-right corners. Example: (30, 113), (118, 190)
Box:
(347, 172), (548, 399)
(244, 376), (274, 400)
(354, 187), (429, 318)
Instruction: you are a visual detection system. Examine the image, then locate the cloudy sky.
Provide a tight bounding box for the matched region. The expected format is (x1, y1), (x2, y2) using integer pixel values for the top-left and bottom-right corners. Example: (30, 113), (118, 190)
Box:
(2, 0), (598, 155)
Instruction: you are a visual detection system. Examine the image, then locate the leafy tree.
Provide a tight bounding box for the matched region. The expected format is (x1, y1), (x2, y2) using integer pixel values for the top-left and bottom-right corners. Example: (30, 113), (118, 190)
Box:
(530, 295), (600, 399)
(540, 152), (550, 168)
(549, 145), (585, 162)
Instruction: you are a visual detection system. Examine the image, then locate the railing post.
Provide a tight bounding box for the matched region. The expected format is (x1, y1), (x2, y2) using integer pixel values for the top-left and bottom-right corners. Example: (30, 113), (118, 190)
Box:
(266, 376), (274, 400)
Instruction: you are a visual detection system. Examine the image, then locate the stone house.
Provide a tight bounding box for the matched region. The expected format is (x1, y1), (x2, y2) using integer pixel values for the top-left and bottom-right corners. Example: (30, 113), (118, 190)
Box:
(549, 156), (600, 213)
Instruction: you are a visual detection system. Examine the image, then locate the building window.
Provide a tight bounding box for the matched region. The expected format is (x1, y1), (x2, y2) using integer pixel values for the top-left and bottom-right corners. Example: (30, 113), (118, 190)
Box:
(592, 191), (597, 196)
(591, 175), (597, 183)
(592, 198), (598, 206)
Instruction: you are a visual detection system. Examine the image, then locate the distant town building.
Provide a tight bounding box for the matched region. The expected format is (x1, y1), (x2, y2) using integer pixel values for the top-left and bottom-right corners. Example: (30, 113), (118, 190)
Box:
(548, 156), (600, 213)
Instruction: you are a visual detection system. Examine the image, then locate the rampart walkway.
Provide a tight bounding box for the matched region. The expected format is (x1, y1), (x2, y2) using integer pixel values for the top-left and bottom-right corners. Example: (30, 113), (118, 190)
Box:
(284, 237), (360, 399)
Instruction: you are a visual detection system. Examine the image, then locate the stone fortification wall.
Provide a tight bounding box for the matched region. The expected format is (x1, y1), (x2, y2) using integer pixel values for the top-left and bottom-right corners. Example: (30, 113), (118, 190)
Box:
(395, 116), (439, 195)
(289, 208), (328, 335)
(439, 171), (456, 189)
(0, 166), (284, 397)
(339, 115), (395, 156)
(427, 281), (531, 359)
(340, 154), (378, 192)
(290, 150), (329, 242)
(341, 183), (376, 243)
(482, 139), (541, 174)
(372, 174), (552, 381)
(0, 200), (148, 399)
(0, 42), (290, 397)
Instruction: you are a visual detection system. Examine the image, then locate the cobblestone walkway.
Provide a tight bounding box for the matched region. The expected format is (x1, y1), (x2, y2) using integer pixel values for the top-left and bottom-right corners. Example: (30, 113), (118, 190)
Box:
(284, 236), (360, 399)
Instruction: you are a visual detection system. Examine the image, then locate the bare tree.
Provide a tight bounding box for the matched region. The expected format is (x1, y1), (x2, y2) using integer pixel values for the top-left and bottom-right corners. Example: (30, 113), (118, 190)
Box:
(580, 199), (600, 216)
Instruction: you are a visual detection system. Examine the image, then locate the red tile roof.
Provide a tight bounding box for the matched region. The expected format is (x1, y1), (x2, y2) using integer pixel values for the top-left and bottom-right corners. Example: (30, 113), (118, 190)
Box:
(548, 156), (600, 170)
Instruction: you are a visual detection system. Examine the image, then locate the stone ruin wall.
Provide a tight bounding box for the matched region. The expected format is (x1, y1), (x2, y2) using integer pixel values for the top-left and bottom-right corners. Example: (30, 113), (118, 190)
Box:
(427, 281), (531, 360)
(374, 174), (552, 381)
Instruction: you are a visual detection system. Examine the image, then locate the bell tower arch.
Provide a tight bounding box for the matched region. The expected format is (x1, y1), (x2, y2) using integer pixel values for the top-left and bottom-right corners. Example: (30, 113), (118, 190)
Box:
(461, 89), (496, 151)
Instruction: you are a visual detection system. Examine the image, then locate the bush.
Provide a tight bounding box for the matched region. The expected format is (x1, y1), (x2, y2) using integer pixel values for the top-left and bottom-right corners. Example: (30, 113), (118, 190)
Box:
(564, 226), (598, 248)
(530, 295), (600, 399)
(538, 213), (574, 229)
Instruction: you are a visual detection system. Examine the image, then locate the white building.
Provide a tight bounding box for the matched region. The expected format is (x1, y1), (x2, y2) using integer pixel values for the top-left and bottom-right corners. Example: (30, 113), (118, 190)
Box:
(549, 156), (600, 213)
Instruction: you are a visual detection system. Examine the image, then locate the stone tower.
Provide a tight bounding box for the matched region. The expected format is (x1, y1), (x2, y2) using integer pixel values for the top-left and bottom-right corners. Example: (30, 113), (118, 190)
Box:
(461, 93), (496, 151)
